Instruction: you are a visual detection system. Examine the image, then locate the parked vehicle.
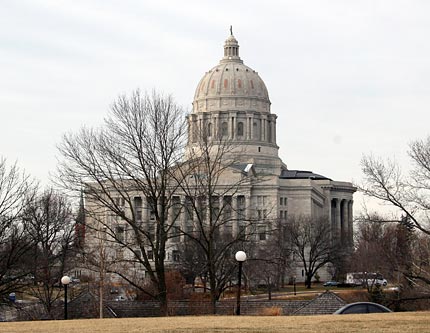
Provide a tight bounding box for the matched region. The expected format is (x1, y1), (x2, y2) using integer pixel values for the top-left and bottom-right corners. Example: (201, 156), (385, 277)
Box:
(334, 302), (392, 314)
(71, 277), (80, 284)
(114, 295), (127, 301)
(323, 281), (339, 287)
(345, 272), (387, 287)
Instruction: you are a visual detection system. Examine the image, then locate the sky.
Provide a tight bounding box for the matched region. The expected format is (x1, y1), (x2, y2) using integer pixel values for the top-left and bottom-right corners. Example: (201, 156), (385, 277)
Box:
(1, 0), (430, 214)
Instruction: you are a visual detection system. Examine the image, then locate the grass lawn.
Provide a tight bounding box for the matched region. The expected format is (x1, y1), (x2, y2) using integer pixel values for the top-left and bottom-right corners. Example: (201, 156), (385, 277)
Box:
(1, 312), (430, 333)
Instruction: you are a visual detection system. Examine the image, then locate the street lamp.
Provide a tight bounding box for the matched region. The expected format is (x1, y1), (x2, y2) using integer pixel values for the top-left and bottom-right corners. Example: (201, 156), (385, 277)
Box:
(235, 250), (247, 315)
(61, 275), (71, 320)
(293, 275), (297, 295)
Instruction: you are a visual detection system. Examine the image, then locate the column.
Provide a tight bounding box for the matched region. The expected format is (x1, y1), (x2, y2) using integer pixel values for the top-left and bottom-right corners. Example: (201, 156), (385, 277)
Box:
(341, 199), (348, 245)
(261, 115), (267, 141)
(231, 113), (237, 139)
(249, 115), (253, 140)
(180, 196), (186, 241)
(271, 115), (277, 144)
(348, 200), (354, 247)
(232, 195), (238, 236)
(335, 199), (341, 241)
(330, 199), (336, 241)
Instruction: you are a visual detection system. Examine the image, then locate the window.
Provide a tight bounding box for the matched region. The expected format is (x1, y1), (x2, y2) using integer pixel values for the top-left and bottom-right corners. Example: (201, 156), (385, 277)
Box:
(207, 123), (212, 137)
(237, 122), (244, 136)
(134, 197), (142, 222)
(253, 122), (258, 139)
(257, 196), (267, 207)
(280, 197), (287, 207)
(185, 196), (193, 221)
(172, 196), (181, 221)
(223, 196), (232, 220)
(221, 122), (228, 136)
(147, 197), (156, 221)
(172, 250), (180, 262)
(198, 196), (207, 221)
(115, 226), (125, 242)
(185, 221), (193, 234)
(224, 225), (233, 237)
(147, 250), (153, 260)
(115, 248), (123, 259)
(211, 196), (219, 221)
(237, 196), (245, 222)
(258, 226), (266, 241)
(171, 226), (180, 242)
(146, 223), (155, 241)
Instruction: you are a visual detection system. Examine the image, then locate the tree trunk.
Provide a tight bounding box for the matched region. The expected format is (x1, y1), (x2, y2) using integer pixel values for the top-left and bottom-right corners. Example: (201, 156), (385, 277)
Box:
(305, 274), (312, 289)
(158, 292), (169, 316)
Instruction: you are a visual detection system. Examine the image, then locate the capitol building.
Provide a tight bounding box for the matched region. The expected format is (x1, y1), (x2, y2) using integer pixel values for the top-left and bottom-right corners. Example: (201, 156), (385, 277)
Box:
(184, 31), (356, 279)
(83, 30), (356, 286)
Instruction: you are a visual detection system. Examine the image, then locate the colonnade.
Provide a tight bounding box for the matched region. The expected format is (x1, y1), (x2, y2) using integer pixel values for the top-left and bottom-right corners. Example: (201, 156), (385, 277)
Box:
(188, 111), (277, 145)
(134, 194), (251, 242)
(330, 198), (353, 247)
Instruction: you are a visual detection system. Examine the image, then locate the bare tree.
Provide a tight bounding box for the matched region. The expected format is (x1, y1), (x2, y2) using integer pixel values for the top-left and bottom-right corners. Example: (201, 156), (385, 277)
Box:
(350, 216), (412, 289)
(176, 237), (207, 289)
(56, 90), (187, 316)
(0, 157), (36, 299)
(360, 136), (430, 292)
(247, 219), (291, 296)
(170, 125), (265, 313)
(286, 216), (339, 289)
(360, 136), (430, 235)
(23, 188), (75, 318)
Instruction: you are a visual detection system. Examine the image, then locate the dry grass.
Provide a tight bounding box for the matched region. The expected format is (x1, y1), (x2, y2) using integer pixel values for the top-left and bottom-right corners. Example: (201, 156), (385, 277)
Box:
(259, 306), (282, 316)
(1, 312), (430, 333)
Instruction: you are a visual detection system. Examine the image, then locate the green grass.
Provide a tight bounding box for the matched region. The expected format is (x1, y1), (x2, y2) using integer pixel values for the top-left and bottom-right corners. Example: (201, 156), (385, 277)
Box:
(1, 312), (430, 333)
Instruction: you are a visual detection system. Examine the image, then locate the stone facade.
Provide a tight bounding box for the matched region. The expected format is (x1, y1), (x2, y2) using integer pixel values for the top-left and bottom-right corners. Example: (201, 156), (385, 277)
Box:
(83, 31), (356, 284)
(185, 31), (356, 281)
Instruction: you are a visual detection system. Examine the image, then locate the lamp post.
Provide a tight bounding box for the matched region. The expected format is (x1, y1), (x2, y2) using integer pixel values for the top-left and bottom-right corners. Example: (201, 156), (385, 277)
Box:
(61, 275), (71, 320)
(293, 275), (297, 295)
(235, 250), (247, 315)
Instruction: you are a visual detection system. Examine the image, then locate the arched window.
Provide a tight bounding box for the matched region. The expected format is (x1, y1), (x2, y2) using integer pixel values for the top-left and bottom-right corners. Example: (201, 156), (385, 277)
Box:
(237, 122), (244, 136)
(221, 122), (228, 137)
(238, 79), (242, 88)
(207, 123), (212, 137)
(224, 79), (228, 89)
(253, 122), (258, 139)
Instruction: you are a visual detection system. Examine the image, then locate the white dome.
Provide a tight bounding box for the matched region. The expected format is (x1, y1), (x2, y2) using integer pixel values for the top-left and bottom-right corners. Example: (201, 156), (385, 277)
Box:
(192, 33), (270, 114)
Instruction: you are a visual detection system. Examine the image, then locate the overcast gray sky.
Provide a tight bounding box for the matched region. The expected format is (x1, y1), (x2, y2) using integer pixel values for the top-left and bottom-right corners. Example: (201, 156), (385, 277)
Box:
(1, 0), (429, 213)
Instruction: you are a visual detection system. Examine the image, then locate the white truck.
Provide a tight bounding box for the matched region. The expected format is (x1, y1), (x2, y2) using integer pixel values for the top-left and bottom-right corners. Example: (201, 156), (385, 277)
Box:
(345, 272), (387, 287)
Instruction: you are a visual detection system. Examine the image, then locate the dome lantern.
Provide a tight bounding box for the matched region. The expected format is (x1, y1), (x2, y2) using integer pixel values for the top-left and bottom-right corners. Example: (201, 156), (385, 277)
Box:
(221, 26), (242, 63)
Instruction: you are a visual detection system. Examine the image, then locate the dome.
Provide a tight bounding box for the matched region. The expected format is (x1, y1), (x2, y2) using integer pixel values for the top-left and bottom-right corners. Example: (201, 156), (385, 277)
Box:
(192, 32), (270, 114)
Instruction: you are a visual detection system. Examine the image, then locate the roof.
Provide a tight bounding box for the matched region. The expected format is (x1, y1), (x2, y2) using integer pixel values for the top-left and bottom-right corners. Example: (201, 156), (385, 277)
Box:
(280, 169), (331, 181)
(293, 291), (346, 315)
